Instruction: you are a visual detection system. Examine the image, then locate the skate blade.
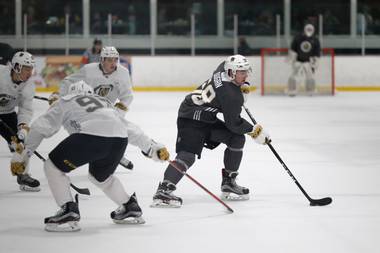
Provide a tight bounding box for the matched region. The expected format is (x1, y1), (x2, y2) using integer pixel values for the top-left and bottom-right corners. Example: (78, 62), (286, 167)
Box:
(113, 216), (145, 225)
(45, 221), (81, 232)
(19, 185), (41, 192)
(150, 199), (181, 208)
(221, 192), (250, 201)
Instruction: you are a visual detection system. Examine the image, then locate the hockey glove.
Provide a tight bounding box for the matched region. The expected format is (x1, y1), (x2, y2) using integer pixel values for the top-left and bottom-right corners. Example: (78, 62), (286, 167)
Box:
(143, 141), (170, 162)
(240, 83), (251, 103)
(248, 124), (271, 145)
(10, 149), (30, 176)
(48, 91), (60, 106)
(17, 123), (30, 141)
(115, 102), (128, 112)
(10, 136), (24, 154)
(310, 57), (319, 73)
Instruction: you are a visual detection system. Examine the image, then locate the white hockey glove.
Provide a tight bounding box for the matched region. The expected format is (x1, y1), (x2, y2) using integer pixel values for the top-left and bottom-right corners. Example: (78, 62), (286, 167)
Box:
(240, 83), (251, 103)
(143, 141), (170, 162)
(48, 91), (60, 106)
(10, 136), (24, 154)
(10, 148), (31, 176)
(310, 57), (319, 73)
(17, 123), (30, 141)
(248, 124), (271, 145)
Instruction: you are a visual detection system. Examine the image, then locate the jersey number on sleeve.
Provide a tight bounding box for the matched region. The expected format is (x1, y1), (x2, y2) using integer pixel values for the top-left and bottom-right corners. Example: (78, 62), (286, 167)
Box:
(191, 79), (216, 105)
(75, 96), (104, 112)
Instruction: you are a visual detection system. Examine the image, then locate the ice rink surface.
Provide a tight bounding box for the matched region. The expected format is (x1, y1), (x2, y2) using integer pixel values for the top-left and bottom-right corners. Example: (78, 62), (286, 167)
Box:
(0, 92), (379, 253)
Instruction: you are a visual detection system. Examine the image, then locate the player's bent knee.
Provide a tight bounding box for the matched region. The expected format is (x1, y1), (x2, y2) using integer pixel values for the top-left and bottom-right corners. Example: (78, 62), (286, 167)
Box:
(88, 172), (113, 188)
(175, 151), (196, 169)
(228, 134), (245, 149)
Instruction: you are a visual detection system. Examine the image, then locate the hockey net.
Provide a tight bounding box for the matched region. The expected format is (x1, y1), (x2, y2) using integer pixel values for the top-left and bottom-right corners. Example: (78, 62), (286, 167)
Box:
(260, 48), (335, 95)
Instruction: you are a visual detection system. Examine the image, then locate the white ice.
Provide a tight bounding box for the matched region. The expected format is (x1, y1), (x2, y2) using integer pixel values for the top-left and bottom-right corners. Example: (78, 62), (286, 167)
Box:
(1, 92), (379, 253)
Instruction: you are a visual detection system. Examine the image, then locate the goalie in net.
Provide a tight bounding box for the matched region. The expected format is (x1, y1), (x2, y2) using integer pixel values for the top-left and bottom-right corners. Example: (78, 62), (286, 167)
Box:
(261, 24), (335, 96)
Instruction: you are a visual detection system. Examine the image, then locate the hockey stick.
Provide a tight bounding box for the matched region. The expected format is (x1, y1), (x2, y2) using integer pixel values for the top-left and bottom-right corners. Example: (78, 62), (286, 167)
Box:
(0, 119), (90, 195)
(33, 95), (134, 170)
(168, 160), (234, 213)
(243, 105), (332, 206)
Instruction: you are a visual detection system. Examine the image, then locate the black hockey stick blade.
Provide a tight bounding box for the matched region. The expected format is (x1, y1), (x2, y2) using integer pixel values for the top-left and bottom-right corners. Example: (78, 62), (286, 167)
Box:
(310, 197), (332, 206)
(70, 183), (90, 195)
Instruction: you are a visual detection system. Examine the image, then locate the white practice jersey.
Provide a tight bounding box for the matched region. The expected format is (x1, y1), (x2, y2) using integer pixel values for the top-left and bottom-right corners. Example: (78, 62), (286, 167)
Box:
(25, 93), (154, 155)
(0, 65), (34, 124)
(59, 63), (133, 107)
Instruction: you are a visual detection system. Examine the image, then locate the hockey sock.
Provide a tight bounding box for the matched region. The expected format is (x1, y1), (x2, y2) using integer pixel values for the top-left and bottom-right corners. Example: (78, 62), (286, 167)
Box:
(163, 151), (195, 185)
(224, 147), (243, 172)
(44, 159), (73, 206)
(88, 173), (129, 205)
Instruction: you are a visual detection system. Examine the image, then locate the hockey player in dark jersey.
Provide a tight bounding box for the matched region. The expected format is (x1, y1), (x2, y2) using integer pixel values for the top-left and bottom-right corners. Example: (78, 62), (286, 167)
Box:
(287, 24), (321, 96)
(151, 55), (271, 208)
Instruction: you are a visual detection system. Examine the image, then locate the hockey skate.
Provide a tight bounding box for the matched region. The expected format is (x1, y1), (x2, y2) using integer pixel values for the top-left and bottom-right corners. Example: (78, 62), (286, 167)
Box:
(17, 173), (40, 192)
(151, 181), (183, 208)
(119, 156), (134, 170)
(221, 169), (250, 201)
(44, 199), (81, 232)
(111, 193), (145, 224)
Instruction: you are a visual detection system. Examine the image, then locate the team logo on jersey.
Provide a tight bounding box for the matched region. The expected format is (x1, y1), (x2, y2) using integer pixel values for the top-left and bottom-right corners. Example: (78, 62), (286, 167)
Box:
(300, 41), (312, 53)
(0, 94), (15, 106)
(94, 84), (114, 97)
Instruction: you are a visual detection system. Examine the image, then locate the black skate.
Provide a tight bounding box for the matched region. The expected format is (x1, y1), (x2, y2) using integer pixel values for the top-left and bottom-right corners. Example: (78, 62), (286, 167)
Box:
(111, 193), (145, 224)
(221, 169), (250, 201)
(17, 173), (40, 192)
(151, 181), (183, 208)
(119, 156), (134, 170)
(44, 196), (81, 232)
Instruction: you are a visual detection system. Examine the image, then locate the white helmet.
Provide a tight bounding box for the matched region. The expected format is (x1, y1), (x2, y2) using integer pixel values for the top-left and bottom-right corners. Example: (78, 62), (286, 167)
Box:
(224, 54), (252, 80)
(68, 80), (94, 95)
(11, 51), (35, 73)
(304, 24), (315, 37)
(100, 46), (119, 60)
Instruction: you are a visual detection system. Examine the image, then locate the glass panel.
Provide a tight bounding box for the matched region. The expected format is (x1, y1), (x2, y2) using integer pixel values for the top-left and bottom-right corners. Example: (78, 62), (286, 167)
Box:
(90, 0), (150, 35)
(22, 0), (82, 34)
(358, 0), (380, 35)
(292, 0), (350, 35)
(225, 0), (283, 36)
(0, 1), (15, 35)
(158, 0), (217, 35)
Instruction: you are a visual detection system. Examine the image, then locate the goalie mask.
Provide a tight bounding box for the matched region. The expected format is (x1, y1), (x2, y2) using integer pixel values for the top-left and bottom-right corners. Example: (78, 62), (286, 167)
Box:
(304, 24), (315, 37)
(68, 81), (94, 95)
(224, 54), (252, 82)
(11, 51), (35, 73)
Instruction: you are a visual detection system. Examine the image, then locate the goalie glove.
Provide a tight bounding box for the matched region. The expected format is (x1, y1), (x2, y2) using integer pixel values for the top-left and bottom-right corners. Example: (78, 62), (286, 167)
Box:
(142, 141), (170, 162)
(17, 123), (30, 141)
(10, 149), (31, 176)
(48, 91), (60, 106)
(247, 124), (271, 145)
(310, 57), (319, 73)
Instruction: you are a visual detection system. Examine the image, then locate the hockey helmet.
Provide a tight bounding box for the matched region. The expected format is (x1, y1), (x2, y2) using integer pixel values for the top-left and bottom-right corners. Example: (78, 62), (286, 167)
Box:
(100, 46), (119, 59)
(11, 51), (35, 73)
(304, 24), (315, 37)
(224, 54), (252, 80)
(68, 80), (94, 95)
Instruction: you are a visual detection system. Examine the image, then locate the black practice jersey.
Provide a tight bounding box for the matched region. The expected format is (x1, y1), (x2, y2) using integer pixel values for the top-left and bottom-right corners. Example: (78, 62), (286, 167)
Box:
(178, 62), (253, 135)
(291, 34), (321, 62)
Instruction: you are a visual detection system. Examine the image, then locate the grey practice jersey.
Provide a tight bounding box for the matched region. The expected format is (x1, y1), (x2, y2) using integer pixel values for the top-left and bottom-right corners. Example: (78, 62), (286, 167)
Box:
(59, 63), (133, 107)
(25, 94), (154, 155)
(178, 62), (253, 135)
(0, 65), (34, 125)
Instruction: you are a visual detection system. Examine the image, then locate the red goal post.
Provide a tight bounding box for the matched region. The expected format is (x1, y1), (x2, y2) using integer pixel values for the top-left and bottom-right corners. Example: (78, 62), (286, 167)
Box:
(260, 48), (335, 96)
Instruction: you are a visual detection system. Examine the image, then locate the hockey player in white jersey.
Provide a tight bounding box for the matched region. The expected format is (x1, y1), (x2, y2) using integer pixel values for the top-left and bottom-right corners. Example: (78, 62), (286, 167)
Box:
(0, 51), (40, 191)
(10, 81), (170, 232)
(51, 46), (134, 170)
(287, 24), (321, 96)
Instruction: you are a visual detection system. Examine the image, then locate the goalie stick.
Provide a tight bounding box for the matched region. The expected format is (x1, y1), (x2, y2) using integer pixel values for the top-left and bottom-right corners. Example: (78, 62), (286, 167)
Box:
(243, 105), (332, 206)
(168, 160), (234, 213)
(34, 95), (133, 170)
(0, 118), (90, 196)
